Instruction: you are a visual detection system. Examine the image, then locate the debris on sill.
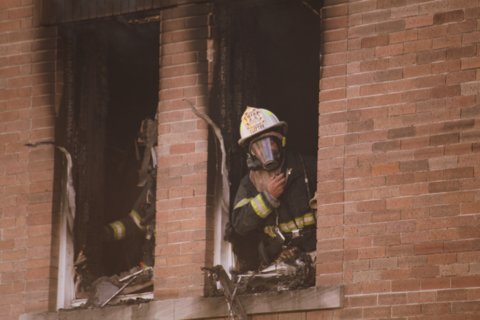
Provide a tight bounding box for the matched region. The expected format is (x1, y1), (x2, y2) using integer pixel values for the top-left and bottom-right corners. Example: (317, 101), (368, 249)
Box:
(70, 264), (154, 309)
(208, 247), (315, 295)
(204, 248), (316, 320)
(88, 265), (154, 307)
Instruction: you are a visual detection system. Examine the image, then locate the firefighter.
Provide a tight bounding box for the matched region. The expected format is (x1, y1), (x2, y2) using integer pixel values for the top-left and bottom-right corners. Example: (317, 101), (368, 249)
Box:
(103, 118), (157, 269)
(228, 106), (317, 272)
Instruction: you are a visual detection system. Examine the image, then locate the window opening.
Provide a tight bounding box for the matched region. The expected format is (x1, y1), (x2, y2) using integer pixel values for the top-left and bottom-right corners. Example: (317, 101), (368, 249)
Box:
(54, 17), (159, 308)
(209, 0), (320, 296)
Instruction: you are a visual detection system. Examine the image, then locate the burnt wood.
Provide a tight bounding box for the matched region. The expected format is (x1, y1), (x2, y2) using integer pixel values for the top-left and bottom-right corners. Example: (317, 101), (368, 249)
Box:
(40, 0), (207, 24)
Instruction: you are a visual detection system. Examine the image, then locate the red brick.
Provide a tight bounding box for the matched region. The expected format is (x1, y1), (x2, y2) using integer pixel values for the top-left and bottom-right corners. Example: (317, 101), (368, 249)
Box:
(374, 68), (403, 82)
(445, 143), (470, 156)
(428, 181), (461, 193)
(361, 34), (389, 48)
(438, 289), (469, 301)
(388, 126), (416, 139)
(451, 276), (480, 288)
(378, 293), (407, 305)
(346, 294), (377, 307)
(407, 291), (437, 304)
(372, 140), (401, 153)
(452, 301), (480, 313)
(417, 278), (450, 290)
(434, 10), (465, 25)
(323, 40), (348, 54)
(392, 304), (422, 317)
(404, 39), (433, 53)
(461, 130), (480, 143)
(358, 247), (385, 259)
(442, 119), (475, 131)
(322, 16), (348, 30)
(417, 49), (446, 64)
(431, 54), (460, 71)
(447, 19), (477, 34)
(323, 51), (347, 66)
(405, 15), (434, 29)
(377, 0), (406, 9)
(320, 76), (346, 90)
(374, 234), (401, 247)
(351, 280), (392, 294)
(319, 88), (346, 101)
(363, 306), (391, 318)
(344, 236), (372, 249)
(422, 302), (452, 315)
(399, 160), (428, 172)
(447, 45), (476, 60)
(410, 265), (440, 278)
(461, 57), (480, 70)
(433, 34), (462, 49)
(316, 261), (343, 276)
(392, 279), (421, 292)
(430, 133), (460, 146)
(375, 43), (404, 58)
(375, 20), (406, 33)
(372, 162), (400, 176)
(461, 105), (480, 117)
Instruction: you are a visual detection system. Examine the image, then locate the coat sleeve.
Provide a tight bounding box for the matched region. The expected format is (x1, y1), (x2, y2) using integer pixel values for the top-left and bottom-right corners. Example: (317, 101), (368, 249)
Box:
(231, 176), (276, 236)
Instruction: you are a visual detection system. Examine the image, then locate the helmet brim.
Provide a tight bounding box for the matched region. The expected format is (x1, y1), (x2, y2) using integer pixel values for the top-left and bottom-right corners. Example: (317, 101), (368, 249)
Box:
(238, 121), (287, 147)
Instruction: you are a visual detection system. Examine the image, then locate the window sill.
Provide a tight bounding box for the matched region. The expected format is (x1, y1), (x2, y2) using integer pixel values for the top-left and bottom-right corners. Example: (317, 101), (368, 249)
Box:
(21, 285), (343, 320)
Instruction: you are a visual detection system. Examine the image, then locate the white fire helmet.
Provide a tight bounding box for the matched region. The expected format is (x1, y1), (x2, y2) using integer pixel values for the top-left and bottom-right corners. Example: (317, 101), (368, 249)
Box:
(238, 106), (287, 147)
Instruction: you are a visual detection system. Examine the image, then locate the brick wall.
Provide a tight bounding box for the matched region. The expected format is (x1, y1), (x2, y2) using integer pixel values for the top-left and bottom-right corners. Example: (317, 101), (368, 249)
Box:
(154, 3), (212, 300)
(0, 0), (58, 319)
(3, 0), (480, 319)
(315, 0), (480, 318)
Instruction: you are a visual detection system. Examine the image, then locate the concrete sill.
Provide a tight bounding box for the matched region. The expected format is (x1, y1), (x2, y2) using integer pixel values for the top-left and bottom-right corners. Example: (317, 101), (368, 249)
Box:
(20, 285), (343, 320)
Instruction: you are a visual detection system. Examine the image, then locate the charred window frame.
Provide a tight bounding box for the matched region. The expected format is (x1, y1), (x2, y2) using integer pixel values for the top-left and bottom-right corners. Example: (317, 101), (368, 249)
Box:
(209, 0), (321, 290)
(53, 17), (159, 308)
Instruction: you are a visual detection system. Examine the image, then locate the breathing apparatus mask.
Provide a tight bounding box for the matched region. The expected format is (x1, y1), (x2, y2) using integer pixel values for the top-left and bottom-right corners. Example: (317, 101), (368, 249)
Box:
(238, 106), (287, 171)
(246, 134), (285, 171)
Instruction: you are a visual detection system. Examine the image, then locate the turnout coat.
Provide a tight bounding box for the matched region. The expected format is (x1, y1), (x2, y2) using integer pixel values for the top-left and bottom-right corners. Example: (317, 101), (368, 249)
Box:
(229, 152), (317, 272)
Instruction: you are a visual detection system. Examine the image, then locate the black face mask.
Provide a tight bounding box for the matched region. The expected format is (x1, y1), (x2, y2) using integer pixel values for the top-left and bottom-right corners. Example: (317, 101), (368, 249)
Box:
(247, 136), (283, 171)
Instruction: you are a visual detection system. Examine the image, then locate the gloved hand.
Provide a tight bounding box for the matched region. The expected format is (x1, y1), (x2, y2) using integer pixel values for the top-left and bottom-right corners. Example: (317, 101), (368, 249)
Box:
(267, 173), (286, 199)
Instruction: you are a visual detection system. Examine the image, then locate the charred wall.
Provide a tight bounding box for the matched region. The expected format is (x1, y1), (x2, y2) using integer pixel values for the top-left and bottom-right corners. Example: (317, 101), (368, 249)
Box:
(55, 20), (159, 282)
(40, 0), (207, 24)
(210, 0), (320, 208)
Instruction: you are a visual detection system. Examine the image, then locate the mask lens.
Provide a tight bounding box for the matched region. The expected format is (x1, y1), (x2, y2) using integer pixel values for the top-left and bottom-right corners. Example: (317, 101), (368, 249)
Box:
(249, 136), (281, 170)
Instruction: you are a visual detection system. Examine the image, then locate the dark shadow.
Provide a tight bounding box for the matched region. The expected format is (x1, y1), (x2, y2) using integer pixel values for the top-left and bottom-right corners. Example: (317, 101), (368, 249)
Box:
(211, 0), (321, 211)
(53, 18), (159, 301)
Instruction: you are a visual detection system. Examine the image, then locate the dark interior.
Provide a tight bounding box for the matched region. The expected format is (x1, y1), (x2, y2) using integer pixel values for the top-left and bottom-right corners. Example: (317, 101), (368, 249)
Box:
(58, 19), (159, 280)
(254, 2), (320, 157)
(103, 20), (159, 275)
(211, 0), (320, 207)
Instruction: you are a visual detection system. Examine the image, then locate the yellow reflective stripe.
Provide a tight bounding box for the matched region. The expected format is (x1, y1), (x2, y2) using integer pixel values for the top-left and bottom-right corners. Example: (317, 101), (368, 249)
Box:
(109, 221), (126, 240)
(234, 198), (251, 210)
(303, 212), (315, 226)
(129, 210), (144, 230)
(295, 216), (305, 229)
(277, 212), (316, 233)
(295, 217), (305, 229)
(279, 223), (289, 232)
(251, 194), (271, 218)
(264, 226), (276, 238)
(287, 221), (297, 231)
